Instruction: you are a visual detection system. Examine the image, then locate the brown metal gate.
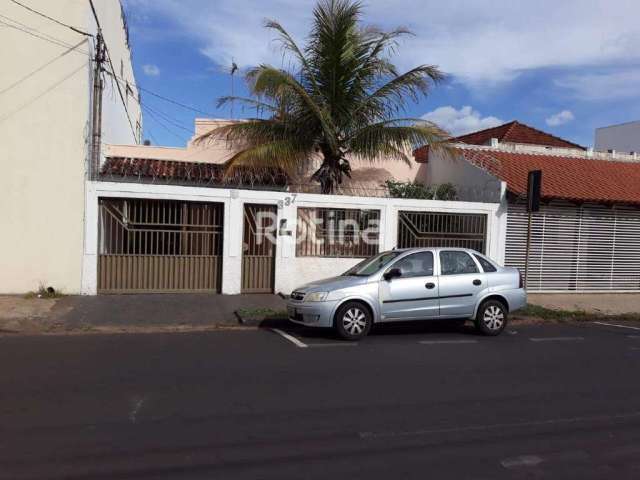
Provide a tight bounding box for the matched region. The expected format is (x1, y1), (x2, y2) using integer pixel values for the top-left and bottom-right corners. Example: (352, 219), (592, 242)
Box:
(397, 211), (487, 253)
(98, 198), (223, 293)
(242, 204), (277, 293)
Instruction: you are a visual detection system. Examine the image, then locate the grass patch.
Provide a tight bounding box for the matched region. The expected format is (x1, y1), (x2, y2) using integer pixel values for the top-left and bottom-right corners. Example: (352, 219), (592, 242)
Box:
(517, 303), (640, 323)
(23, 284), (65, 300)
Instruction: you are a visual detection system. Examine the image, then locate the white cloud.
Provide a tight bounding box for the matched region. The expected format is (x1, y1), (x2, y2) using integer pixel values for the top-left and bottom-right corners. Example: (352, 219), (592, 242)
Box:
(142, 64), (160, 76)
(124, 0), (640, 89)
(545, 110), (574, 126)
(554, 69), (640, 101)
(421, 106), (503, 136)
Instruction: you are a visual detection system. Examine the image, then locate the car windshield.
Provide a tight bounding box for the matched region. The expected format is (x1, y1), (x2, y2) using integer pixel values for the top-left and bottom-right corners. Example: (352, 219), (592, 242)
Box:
(342, 251), (403, 277)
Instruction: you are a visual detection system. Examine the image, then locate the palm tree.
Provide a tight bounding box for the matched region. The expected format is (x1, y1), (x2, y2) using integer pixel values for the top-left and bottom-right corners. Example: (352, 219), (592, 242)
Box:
(198, 0), (449, 194)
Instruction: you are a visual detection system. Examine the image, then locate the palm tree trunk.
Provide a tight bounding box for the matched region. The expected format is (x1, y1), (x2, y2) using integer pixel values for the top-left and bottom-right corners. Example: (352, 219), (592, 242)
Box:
(312, 156), (340, 194)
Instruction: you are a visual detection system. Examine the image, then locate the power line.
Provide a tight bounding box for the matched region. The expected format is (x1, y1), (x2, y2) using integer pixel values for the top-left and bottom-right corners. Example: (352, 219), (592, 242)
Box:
(9, 0), (92, 37)
(0, 15), (90, 54)
(135, 83), (216, 117)
(0, 38), (88, 96)
(141, 104), (189, 143)
(105, 67), (216, 117)
(141, 102), (194, 134)
(88, 0), (137, 142)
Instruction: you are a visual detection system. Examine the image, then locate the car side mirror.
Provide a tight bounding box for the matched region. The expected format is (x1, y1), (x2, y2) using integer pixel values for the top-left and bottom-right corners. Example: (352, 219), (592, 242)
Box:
(383, 267), (401, 281)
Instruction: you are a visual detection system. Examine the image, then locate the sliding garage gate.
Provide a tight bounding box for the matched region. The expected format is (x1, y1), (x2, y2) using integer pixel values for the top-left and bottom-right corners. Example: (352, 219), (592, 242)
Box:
(98, 198), (224, 293)
(397, 211), (487, 253)
(505, 202), (640, 292)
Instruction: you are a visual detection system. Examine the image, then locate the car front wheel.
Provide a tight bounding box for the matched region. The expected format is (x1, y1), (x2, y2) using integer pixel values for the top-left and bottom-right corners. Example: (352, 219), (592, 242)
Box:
(475, 300), (508, 336)
(335, 302), (372, 341)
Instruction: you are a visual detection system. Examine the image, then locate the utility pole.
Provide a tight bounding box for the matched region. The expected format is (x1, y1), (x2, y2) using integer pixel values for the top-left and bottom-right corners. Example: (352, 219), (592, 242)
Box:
(90, 32), (104, 179)
(524, 170), (542, 288)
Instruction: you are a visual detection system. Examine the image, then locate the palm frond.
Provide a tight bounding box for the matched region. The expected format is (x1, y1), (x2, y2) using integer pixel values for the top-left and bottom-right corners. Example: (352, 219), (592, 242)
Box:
(348, 120), (450, 164)
(224, 140), (312, 175)
(264, 19), (322, 97)
(356, 65), (446, 119)
(216, 96), (279, 115)
(248, 65), (338, 150)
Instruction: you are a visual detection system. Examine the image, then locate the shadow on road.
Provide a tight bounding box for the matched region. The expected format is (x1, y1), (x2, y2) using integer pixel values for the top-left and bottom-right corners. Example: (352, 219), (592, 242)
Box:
(262, 318), (479, 341)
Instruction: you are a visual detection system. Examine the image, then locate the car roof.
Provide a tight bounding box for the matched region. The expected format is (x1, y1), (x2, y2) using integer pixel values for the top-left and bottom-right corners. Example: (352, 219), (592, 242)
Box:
(391, 247), (479, 254)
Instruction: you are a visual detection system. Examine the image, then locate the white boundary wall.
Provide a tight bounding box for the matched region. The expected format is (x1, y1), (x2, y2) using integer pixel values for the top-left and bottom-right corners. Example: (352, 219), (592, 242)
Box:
(83, 181), (506, 295)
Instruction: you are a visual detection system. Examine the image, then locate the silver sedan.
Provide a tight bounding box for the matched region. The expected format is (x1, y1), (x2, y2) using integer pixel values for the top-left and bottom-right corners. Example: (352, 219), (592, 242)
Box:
(287, 248), (526, 340)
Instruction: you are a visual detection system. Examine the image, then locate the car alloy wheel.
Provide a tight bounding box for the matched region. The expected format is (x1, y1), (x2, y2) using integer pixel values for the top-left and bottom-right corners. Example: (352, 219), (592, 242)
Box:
(342, 307), (367, 336)
(335, 301), (372, 340)
(483, 305), (505, 331)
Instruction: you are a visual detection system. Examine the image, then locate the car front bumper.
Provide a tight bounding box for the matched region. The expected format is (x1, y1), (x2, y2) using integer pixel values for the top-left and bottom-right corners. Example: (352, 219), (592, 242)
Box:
(286, 300), (338, 328)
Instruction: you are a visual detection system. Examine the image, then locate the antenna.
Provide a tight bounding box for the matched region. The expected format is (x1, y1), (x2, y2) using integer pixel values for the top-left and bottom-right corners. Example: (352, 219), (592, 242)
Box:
(230, 58), (238, 119)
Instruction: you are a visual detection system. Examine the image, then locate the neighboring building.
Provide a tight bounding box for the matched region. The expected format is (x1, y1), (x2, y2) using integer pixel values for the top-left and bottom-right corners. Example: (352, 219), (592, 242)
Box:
(416, 122), (640, 292)
(0, 0), (141, 293)
(105, 118), (421, 196)
(595, 120), (640, 154)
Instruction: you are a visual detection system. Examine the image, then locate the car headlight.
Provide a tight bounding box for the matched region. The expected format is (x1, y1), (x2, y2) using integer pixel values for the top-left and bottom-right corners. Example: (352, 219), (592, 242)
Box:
(305, 291), (328, 302)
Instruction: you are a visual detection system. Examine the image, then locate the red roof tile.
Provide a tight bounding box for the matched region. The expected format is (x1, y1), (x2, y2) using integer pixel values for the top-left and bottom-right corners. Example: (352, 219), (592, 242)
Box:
(100, 157), (288, 186)
(453, 121), (585, 150)
(458, 148), (640, 205)
(414, 121), (585, 161)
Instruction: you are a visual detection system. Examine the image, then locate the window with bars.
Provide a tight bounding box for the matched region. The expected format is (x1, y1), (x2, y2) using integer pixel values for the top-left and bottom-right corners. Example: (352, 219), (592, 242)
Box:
(99, 198), (223, 256)
(296, 207), (380, 258)
(397, 211), (487, 253)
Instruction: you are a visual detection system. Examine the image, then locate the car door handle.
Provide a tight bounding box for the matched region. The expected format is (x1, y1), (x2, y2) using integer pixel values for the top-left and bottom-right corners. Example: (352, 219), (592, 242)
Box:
(425, 282), (436, 289)
(473, 279), (482, 286)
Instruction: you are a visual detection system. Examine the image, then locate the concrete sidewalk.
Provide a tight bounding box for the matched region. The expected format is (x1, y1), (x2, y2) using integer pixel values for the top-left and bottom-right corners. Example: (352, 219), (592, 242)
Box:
(528, 293), (640, 315)
(56, 294), (287, 328)
(0, 294), (287, 333)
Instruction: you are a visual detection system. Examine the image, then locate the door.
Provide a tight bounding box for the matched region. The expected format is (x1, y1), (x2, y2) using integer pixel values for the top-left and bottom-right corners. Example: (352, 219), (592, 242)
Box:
(437, 250), (485, 317)
(242, 204), (277, 293)
(397, 211), (487, 253)
(98, 198), (224, 293)
(379, 251), (439, 320)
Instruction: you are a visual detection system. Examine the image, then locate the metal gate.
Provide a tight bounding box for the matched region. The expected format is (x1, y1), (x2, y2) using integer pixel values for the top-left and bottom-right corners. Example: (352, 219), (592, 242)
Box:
(397, 211), (487, 253)
(505, 201), (640, 292)
(242, 204), (277, 293)
(98, 198), (223, 293)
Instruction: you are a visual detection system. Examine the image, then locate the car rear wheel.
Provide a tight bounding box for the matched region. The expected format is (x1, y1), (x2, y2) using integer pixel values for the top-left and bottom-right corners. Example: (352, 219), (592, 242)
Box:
(335, 302), (372, 341)
(475, 300), (508, 336)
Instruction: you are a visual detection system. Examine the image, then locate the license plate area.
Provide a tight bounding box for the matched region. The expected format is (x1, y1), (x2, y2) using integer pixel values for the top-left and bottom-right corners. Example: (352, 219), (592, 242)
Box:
(287, 306), (302, 321)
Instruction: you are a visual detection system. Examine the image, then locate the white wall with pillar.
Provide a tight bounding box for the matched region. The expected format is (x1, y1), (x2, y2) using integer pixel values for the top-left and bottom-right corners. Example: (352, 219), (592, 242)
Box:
(82, 181), (505, 295)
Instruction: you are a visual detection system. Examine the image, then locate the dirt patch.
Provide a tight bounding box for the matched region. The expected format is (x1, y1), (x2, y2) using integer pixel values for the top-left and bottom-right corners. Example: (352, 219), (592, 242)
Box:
(0, 295), (74, 333)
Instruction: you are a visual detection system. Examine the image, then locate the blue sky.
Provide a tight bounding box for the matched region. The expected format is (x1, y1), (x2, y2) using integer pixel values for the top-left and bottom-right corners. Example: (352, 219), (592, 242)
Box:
(122, 0), (640, 149)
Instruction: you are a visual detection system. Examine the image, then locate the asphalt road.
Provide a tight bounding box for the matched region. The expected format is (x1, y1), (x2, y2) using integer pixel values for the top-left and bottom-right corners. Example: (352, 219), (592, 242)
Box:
(1, 320), (640, 479)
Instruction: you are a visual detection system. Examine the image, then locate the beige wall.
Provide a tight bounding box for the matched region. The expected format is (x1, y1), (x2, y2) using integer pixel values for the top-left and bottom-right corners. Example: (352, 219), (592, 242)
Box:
(108, 118), (422, 195)
(0, 0), (139, 293)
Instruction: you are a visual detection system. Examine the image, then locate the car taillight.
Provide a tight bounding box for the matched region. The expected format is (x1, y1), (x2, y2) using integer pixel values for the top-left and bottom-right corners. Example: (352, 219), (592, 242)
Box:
(518, 269), (524, 289)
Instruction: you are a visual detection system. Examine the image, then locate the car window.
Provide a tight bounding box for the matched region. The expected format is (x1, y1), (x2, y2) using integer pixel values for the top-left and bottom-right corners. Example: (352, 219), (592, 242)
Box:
(473, 254), (497, 272)
(440, 251), (479, 275)
(342, 251), (402, 276)
(391, 252), (434, 278)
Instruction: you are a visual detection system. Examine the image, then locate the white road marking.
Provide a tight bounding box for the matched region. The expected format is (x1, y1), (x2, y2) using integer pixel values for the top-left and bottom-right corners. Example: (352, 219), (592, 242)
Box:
(530, 336), (584, 342)
(271, 328), (308, 348)
(594, 321), (640, 331)
(419, 339), (478, 345)
(359, 411), (640, 440)
(308, 342), (358, 348)
(501, 455), (544, 469)
(628, 335), (640, 339)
